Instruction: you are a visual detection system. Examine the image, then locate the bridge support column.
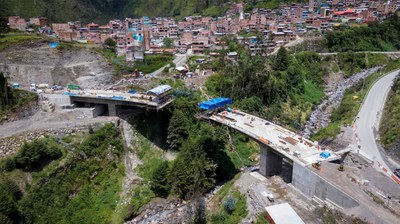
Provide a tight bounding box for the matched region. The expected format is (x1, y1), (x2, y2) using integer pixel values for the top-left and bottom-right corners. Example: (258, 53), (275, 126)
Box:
(259, 144), (282, 177)
(108, 103), (118, 116)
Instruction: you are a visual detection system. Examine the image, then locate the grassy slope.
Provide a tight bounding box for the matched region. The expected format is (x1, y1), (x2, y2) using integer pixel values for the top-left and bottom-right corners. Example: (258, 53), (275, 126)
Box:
(0, 124), (125, 223)
(1, 0), (287, 23)
(380, 77), (400, 149)
(0, 34), (42, 51)
(0, 89), (38, 122)
(313, 59), (400, 141)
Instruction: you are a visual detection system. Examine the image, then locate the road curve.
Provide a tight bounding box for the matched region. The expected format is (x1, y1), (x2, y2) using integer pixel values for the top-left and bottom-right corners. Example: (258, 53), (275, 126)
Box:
(354, 69), (400, 170)
(319, 51), (400, 56)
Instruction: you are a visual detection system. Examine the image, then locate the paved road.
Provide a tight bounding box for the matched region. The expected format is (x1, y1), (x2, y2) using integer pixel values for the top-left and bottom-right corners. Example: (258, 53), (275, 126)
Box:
(354, 69), (400, 170)
(152, 49), (192, 76)
(319, 51), (400, 56)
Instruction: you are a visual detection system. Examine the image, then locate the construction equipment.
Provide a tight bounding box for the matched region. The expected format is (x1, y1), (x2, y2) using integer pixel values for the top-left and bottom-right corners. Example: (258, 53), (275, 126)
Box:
(338, 162), (345, 172)
(312, 161), (321, 170)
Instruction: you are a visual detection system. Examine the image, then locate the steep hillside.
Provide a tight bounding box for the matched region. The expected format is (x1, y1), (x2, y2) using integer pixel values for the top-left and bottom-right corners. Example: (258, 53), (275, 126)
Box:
(0, 38), (114, 89)
(380, 76), (400, 160)
(1, 0), (283, 23)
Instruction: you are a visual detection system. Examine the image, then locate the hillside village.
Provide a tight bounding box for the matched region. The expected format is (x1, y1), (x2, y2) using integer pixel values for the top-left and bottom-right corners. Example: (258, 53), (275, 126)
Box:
(2, 1), (400, 224)
(8, 0), (400, 62)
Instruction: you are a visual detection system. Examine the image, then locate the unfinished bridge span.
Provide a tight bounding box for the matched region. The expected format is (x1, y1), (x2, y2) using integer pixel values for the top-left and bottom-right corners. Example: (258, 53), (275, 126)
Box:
(204, 108), (358, 209)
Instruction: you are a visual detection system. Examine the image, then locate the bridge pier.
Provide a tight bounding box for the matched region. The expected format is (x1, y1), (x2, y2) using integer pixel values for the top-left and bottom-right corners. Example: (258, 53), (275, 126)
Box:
(108, 103), (117, 116)
(259, 144), (283, 177)
(108, 103), (122, 116)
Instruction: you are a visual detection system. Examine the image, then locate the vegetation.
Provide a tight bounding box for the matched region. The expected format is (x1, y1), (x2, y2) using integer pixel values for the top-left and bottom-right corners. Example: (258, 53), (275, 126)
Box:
(132, 54), (173, 74)
(2, 138), (62, 171)
(95, 47), (173, 75)
(0, 34), (41, 52)
(380, 76), (400, 150)
(206, 45), (326, 128)
(104, 37), (117, 48)
(313, 59), (400, 141)
(0, 176), (22, 223)
(0, 15), (8, 34)
(327, 14), (400, 52)
(150, 161), (170, 198)
(210, 188), (248, 224)
(167, 109), (190, 150)
(0, 124), (125, 223)
(0, 72), (38, 122)
(163, 37), (174, 48)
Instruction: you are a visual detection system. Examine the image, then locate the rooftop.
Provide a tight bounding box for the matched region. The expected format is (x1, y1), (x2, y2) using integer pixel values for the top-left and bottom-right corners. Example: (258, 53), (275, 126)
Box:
(265, 203), (305, 224)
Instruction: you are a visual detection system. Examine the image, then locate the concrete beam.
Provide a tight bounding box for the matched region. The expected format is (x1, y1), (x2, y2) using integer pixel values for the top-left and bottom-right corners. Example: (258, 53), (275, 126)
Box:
(259, 144), (283, 177)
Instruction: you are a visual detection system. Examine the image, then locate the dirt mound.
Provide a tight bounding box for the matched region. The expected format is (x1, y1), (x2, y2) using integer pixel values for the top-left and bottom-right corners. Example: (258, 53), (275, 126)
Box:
(0, 42), (114, 89)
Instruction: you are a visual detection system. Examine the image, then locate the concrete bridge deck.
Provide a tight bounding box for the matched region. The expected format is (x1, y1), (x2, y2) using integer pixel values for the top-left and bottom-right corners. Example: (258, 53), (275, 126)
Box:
(46, 87), (174, 116)
(207, 110), (361, 210)
(68, 89), (173, 110)
(208, 110), (340, 166)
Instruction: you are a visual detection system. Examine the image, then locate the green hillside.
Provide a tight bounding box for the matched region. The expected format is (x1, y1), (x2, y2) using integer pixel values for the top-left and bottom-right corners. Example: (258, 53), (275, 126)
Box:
(0, 0), (284, 23)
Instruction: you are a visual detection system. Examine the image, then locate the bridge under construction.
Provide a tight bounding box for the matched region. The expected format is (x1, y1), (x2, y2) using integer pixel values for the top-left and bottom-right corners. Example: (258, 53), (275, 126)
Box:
(204, 108), (358, 210)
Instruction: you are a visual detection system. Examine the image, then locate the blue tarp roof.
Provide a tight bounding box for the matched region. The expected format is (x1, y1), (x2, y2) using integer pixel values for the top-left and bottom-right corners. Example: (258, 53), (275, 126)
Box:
(50, 42), (59, 48)
(199, 97), (232, 110)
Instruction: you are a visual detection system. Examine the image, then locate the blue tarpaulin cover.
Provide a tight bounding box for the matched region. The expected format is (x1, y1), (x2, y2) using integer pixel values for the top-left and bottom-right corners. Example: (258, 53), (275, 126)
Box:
(199, 97), (232, 110)
(128, 90), (137, 94)
(320, 151), (331, 159)
(50, 42), (59, 48)
(62, 92), (77, 96)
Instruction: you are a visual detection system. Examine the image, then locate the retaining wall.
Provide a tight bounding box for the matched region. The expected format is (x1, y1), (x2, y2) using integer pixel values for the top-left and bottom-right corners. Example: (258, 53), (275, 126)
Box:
(292, 162), (359, 209)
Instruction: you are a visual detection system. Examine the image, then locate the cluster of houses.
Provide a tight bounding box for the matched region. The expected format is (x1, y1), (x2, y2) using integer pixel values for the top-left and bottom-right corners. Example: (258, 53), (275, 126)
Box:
(8, 0), (400, 60)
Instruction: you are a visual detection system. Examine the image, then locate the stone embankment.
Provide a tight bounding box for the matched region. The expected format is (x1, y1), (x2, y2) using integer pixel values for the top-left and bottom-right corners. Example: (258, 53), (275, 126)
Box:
(302, 67), (382, 138)
(125, 198), (200, 224)
(0, 127), (87, 157)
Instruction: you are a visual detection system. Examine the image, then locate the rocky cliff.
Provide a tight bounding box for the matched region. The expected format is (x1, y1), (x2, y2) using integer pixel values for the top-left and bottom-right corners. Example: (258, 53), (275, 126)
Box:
(0, 41), (114, 89)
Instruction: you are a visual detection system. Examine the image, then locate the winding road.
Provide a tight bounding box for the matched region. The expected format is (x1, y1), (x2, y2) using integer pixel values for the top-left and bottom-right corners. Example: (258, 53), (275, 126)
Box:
(354, 69), (400, 170)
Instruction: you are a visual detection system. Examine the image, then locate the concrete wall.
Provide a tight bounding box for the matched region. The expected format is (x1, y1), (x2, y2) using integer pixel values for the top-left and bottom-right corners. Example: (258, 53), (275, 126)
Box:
(45, 94), (71, 108)
(292, 162), (359, 209)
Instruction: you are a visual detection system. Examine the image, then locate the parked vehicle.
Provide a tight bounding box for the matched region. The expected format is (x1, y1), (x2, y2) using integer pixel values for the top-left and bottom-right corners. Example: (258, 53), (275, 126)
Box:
(261, 191), (275, 202)
(12, 83), (20, 89)
(30, 84), (37, 91)
(51, 85), (63, 90)
(37, 84), (49, 89)
(67, 84), (82, 90)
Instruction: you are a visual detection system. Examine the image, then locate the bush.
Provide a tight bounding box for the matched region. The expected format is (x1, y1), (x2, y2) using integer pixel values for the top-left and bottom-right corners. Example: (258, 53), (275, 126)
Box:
(10, 138), (62, 171)
(223, 196), (236, 214)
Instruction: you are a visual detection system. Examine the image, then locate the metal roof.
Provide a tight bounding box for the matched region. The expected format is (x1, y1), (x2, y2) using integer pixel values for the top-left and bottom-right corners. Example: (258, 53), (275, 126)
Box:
(147, 85), (172, 95)
(265, 203), (305, 224)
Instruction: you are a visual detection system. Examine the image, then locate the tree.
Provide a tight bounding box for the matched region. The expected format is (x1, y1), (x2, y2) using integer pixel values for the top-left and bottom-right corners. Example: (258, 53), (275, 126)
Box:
(274, 46), (289, 71)
(163, 38), (174, 48)
(104, 37), (116, 48)
(0, 72), (13, 107)
(167, 109), (189, 150)
(150, 161), (170, 198)
(169, 140), (216, 199)
(13, 138), (62, 171)
(223, 195), (236, 214)
(0, 15), (8, 34)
